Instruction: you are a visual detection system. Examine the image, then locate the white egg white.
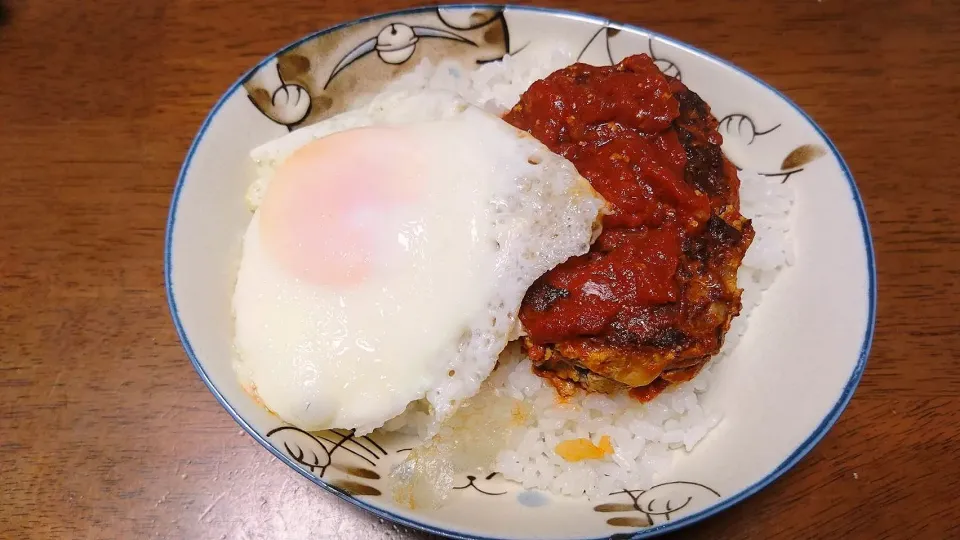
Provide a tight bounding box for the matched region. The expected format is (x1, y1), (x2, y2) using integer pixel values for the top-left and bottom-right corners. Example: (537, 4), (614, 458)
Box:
(233, 90), (605, 435)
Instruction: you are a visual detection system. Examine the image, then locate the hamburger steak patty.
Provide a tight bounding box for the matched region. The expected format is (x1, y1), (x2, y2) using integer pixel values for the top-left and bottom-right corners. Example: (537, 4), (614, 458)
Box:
(503, 54), (755, 402)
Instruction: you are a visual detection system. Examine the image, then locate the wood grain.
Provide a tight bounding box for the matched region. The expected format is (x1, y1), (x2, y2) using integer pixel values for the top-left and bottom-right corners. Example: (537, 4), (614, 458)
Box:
(1, 0), (959, 538)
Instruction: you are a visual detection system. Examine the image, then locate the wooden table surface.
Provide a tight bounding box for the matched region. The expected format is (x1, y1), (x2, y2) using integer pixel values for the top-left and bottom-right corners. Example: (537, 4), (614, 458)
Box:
(2, 0), (959, 538)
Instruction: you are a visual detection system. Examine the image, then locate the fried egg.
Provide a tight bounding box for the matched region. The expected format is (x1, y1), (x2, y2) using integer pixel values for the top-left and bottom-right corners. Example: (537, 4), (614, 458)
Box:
(233, 90), (605, 435)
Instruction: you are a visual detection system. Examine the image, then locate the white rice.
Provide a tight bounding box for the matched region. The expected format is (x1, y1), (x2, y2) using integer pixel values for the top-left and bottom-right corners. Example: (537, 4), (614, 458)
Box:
(382, 42), (576, 116)
(377, 46), (796, 500)
(488, 169), (794, 499)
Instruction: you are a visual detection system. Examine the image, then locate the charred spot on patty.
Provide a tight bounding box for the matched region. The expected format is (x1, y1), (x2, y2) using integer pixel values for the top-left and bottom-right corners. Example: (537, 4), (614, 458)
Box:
(705, 214), (745, 246)
(646, 327), (689, 349)
(525, 281), (570, 312)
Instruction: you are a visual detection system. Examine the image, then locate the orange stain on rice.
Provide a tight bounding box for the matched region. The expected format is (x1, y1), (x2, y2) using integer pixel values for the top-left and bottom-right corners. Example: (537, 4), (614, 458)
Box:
(555, 435), (614, 462)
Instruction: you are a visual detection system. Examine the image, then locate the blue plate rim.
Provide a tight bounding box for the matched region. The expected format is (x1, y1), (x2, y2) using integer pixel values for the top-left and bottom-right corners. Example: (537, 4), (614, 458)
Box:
(163, 4), (877, 539)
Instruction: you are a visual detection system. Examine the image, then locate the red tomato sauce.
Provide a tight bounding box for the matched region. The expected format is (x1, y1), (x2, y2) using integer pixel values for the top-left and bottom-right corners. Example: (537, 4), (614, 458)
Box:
(506, 55), (710, 346)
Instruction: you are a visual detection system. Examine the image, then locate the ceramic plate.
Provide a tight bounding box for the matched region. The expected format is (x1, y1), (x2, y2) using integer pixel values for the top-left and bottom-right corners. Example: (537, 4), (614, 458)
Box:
(165, 5), (876, 539)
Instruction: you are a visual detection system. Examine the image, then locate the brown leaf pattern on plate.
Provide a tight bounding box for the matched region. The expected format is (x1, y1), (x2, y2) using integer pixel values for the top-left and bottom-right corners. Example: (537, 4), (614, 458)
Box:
(594, 503), (636, 512)
(331, 480), (382, 496)
(277, 54), (311, 79)
(607, 516), (653, 527)
(781, 144), (827, 170)
(333, 465), (381, 480)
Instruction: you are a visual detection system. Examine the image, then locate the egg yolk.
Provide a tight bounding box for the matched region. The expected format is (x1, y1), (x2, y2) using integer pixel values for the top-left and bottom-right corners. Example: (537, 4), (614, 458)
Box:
(259, 127), (423, 287)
